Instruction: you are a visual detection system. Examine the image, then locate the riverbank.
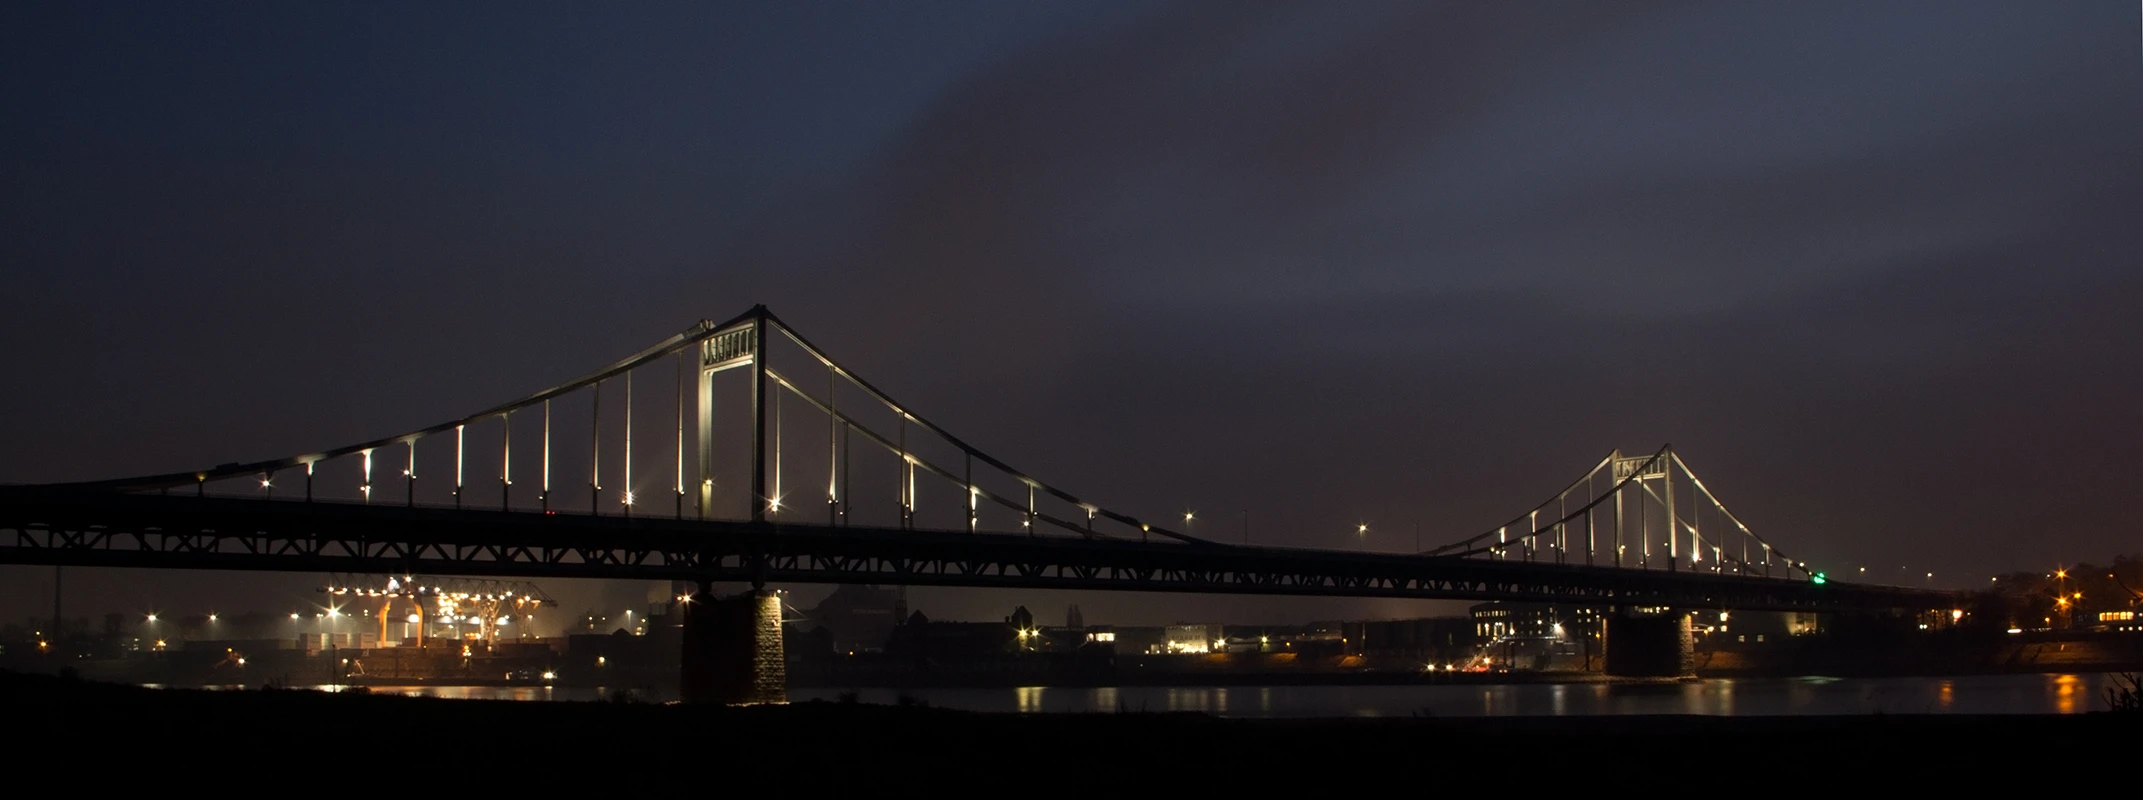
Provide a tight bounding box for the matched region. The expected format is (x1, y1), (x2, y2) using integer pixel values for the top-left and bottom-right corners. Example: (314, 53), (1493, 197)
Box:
(6, 669), (2132, 784)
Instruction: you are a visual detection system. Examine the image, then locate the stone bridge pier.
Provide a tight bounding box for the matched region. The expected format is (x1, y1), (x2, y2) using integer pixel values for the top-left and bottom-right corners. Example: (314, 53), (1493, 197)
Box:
(1603, 607), (1695, 678)
(679, 587), (786, 705)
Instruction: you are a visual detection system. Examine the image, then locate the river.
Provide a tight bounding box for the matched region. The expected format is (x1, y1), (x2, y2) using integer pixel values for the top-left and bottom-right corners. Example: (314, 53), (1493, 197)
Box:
(284, 673), (2126, 716)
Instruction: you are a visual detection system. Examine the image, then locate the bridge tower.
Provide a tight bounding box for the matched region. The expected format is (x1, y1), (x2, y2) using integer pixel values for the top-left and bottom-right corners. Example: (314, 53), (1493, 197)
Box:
(681, 308), (789, 702)
(696, 307), (765, 521)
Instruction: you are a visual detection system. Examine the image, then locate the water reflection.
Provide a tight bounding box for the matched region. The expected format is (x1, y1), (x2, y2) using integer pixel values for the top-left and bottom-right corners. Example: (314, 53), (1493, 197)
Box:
(2054, 674), (2080, 714)
(254, 674), (2122, 718)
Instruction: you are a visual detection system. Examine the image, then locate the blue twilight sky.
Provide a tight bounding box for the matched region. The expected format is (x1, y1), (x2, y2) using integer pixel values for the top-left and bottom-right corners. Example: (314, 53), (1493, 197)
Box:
(3, 2), (2141, 631)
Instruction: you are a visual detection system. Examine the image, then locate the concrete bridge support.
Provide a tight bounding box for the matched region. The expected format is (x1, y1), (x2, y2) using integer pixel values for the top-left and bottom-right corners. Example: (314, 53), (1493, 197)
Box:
(1603, 609), (1694, 678)
(679, 588), (786, 704)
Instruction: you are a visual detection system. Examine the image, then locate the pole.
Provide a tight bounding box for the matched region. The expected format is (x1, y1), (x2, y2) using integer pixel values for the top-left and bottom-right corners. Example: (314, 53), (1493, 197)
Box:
(624, 369), (633, 515)
(897, 416), (909, 529)
(501, 412), (511, 510)
(592, 380), (601, 516)
(541, 399), (551, 512)
(1586, 474), (1596, 567)
(676, 351), (686, 520)
(1664, 448), (1677, 572)
(771, 376), (781, 517)
(750, 313), (767, 523)
(828, 362), (838, 526)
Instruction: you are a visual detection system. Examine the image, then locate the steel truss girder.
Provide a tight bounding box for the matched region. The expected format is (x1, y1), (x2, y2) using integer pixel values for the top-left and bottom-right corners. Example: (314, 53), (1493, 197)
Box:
(0, 493), (1961, 612)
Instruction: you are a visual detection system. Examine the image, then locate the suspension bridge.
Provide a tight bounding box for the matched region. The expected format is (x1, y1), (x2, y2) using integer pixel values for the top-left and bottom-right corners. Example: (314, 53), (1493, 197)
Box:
(0, 305), (1952, 610)
(0, 306), (1963, 696)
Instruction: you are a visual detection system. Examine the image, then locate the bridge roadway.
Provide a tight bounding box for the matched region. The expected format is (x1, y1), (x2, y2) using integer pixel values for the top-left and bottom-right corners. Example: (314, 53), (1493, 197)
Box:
(0, 490), (1961, 613)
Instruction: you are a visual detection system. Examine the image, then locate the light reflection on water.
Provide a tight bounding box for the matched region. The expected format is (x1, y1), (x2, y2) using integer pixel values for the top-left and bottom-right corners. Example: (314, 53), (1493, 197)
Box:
(255, 674), (2122, 717)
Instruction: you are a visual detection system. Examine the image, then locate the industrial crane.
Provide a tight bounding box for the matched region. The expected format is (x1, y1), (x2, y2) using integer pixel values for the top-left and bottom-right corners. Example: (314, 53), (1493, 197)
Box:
(321, 575), (554, 647)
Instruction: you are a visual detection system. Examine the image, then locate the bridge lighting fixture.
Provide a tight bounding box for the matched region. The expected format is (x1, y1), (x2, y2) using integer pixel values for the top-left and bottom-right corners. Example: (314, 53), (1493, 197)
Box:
(145, 614), (157, 622)
(290, 613), (300, 620)
(208, 614), (217, 622)
(624, 491), (636, 506)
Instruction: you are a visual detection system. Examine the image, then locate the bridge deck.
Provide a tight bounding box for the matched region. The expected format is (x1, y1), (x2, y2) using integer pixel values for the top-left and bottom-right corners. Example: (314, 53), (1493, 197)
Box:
(0, 491), (1960, 612)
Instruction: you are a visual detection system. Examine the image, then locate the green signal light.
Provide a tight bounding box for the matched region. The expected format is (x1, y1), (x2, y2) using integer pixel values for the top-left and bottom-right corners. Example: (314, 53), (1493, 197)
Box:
(1812, 572), (1827, 585)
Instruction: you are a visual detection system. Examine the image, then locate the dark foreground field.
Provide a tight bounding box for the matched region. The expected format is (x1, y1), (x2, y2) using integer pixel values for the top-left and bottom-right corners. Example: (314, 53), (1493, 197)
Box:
(5, 669), (2129, 785)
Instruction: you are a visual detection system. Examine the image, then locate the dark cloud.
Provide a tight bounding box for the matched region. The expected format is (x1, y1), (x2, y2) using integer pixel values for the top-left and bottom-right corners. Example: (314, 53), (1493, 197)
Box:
(3, 1), (2139, 627)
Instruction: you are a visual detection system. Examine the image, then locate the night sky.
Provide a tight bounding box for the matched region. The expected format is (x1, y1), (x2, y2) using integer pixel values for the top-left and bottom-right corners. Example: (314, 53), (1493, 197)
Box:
(4, 2), (2141, 633)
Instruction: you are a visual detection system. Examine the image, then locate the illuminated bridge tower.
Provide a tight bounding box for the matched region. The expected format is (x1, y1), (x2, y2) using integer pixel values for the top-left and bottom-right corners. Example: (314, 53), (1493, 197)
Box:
(680, 312), (785, 704)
